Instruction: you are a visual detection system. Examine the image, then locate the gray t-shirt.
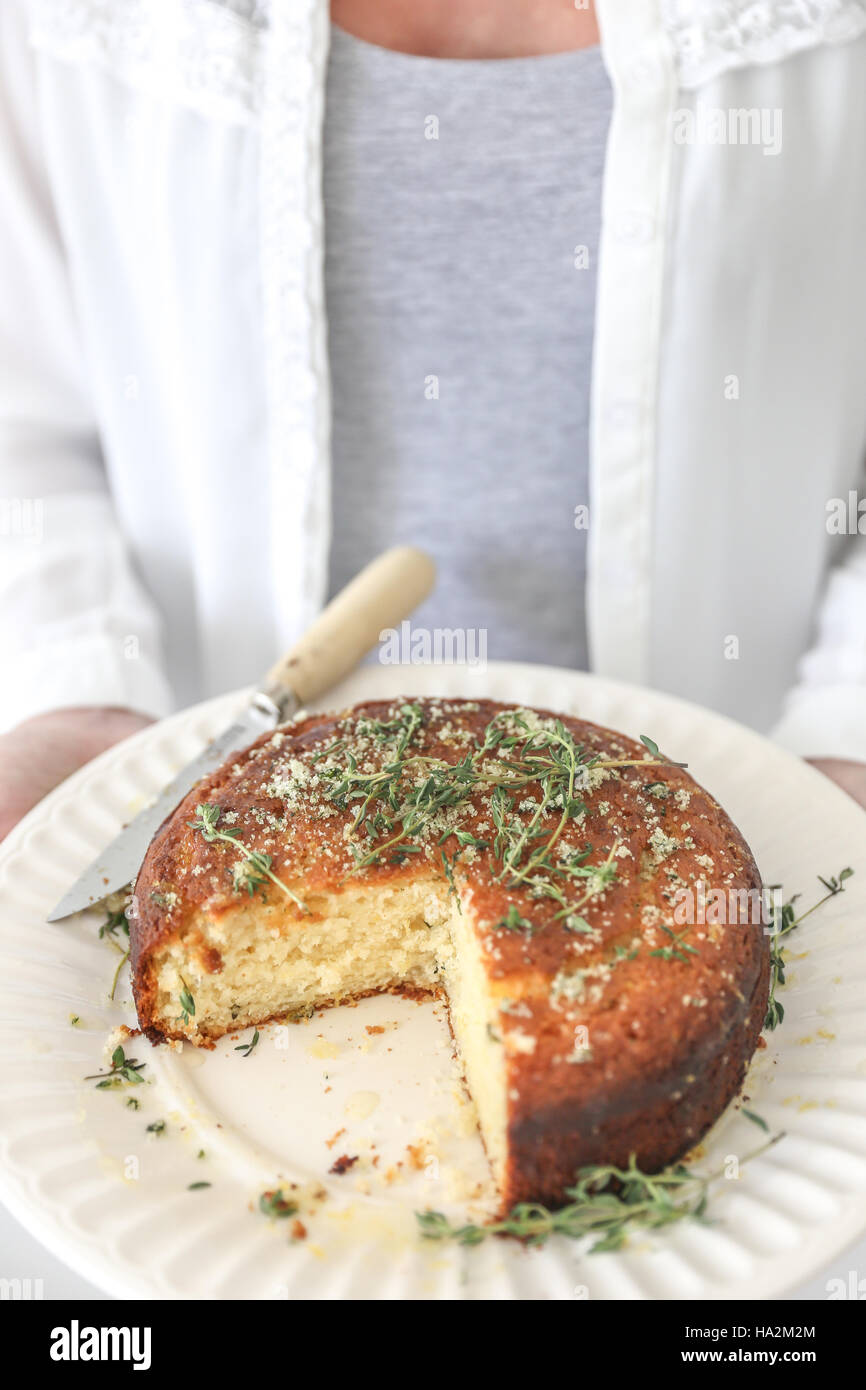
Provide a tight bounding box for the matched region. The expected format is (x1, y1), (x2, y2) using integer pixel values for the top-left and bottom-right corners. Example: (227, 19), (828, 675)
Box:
(324, 27), (612, 668)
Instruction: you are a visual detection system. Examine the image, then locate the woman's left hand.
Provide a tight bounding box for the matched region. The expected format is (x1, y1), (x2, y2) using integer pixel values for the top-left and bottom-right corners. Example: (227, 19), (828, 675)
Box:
(807, 758), (866, 811)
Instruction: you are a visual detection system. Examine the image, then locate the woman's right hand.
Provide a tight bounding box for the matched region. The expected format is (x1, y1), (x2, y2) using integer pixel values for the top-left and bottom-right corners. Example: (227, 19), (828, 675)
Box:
(0, 706), (154, 842)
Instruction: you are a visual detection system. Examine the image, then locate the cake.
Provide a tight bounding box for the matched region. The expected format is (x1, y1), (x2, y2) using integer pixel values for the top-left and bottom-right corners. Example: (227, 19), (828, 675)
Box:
(130, 698), (770, 1210)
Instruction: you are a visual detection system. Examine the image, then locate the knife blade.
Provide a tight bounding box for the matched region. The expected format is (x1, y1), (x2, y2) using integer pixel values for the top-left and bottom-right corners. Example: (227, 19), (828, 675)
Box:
(47, 545), (435, 920)
(45, 694), (286, 921)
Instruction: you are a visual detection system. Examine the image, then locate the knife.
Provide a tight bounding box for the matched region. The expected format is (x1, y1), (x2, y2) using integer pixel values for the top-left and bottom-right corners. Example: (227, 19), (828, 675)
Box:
(47, 546), (435, 920)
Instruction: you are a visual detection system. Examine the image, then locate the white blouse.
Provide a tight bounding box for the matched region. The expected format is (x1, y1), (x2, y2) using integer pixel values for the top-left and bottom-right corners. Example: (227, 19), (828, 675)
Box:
(1, 0), (865, 759)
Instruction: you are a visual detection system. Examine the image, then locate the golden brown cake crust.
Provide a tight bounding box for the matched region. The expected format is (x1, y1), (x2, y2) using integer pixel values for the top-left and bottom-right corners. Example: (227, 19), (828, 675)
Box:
(131, 697), (769, 1209)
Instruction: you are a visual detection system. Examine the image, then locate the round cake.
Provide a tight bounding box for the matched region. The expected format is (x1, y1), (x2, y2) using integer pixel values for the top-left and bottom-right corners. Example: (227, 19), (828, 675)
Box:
(131, 697), (770, 1210)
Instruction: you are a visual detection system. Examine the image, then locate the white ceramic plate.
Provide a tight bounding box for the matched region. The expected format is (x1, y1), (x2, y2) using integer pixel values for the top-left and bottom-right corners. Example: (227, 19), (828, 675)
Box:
(1, 662), (865, 1301)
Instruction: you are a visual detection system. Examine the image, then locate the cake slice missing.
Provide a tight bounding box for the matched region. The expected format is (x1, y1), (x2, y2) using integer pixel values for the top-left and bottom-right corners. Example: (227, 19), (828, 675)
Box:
(143, 870), (510, 1190)
(131, 697), (769, 1210)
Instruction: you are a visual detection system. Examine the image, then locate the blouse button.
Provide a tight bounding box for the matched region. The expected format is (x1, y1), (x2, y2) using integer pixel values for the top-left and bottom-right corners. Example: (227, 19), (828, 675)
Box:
(613, 210), (655, 245)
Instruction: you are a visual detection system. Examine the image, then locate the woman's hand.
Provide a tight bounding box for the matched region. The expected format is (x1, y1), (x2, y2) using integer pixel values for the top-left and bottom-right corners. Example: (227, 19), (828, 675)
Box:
(0, 707), (154, 843)
(807, 758), (866, 811)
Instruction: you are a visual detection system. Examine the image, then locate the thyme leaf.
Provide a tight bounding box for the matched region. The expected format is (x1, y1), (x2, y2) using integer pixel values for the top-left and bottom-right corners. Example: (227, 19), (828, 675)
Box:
(741, 1108), (768, 1132)
(259, 1189), (299, 1219)
(495, 904), (536, 934)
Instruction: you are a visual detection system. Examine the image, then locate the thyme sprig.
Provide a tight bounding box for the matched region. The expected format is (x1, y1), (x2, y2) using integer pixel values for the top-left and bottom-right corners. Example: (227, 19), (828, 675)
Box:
(235, 1028), (260, 1058)
(85, 1045), (146, 1089)
(187, 803), (306, 911)
(99, 905), (130, 1001)
(316, 707), (678, 934)
(532, 840), (621, 930)
(649, 924), (698, 964)
(764, 868), (853, 1029)
(418, 1137), (781, 1253)
(99, 907), (129, 943)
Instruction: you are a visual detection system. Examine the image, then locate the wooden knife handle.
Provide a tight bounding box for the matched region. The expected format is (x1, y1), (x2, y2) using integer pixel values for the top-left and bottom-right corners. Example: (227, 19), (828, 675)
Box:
(263, 546), (436, 709)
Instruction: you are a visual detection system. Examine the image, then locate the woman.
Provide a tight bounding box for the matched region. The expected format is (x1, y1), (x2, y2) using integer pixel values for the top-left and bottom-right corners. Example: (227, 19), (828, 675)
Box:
(1, 0), (865, 838)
